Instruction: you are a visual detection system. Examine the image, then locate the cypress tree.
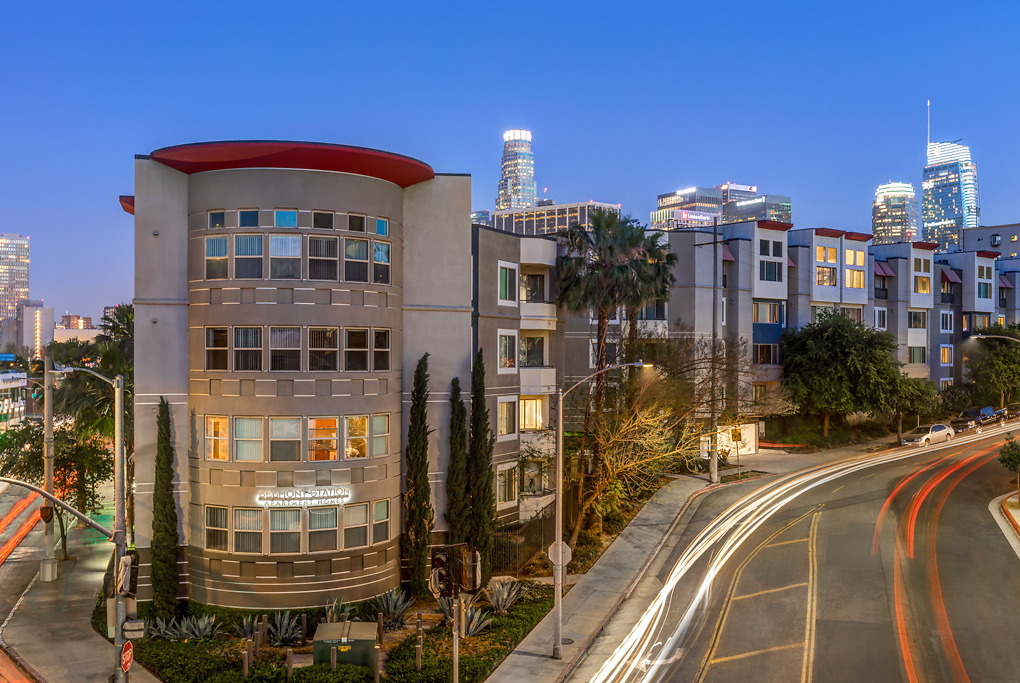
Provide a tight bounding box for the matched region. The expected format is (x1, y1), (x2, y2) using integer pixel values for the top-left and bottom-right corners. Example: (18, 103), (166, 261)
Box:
(467, 349), (496, 585)
(403, 353), (435, 600)
(445, 377), (469, 544)
(150, 397), (180, 620)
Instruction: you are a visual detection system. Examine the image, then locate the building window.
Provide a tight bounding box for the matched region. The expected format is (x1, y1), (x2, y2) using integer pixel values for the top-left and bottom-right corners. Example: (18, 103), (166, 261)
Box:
(842, 306), (863, 323)
(206, 416), (229, 461)
(344, 238), (369, 282)
(908, 311), (927, 329)
(269, 509), (301, 554)
(373, 500), (390, 544)
(772, 241), (783, 257)
(759, 260), (782, 282)
(753, 344), (779, 365)
(374, 329), (391, 371)
(235, 235), (264, 279)
(913, 276), (931, 294)
(208, 211), (226, 229)
(497, 466), (518, 506)
(205, 327), (228, 370)
(498, 397), (518, 438)
(978, 282), (992, 299)
(815, 266), (837, 286)
(520, 397), (543, 431)
(270, 235), (301, 279)
(999, 315), (1006, 327)
(313, 211), (334, 230)
(914, 257), (931, 274)
(845, 269), (865, 289)
(234, 417), (263, 462)
(846, 249), (866, 266)
(940, 311), (953, 332)
(309, 236), (339, 281)
(519, 336), (545, 367)
(205, 506), (228, 551)
(234, 508), (263, 553)
(637, 300), (666, 320)
(978, 265), (992, 279)
(344, 503), (369, 548)
(941, 378), (954, 390)
(752, 302), (780, 324)
(348, 215), (366, 232)
(520, 273), (545, 302)
(269, 417), (301, 461)
(344, 329), (369, 371)
(373, 242), (391, 284)
(371, 414), (389, 456)
(234, 327), (262, 371)
(239, 209), (259, 228)
(498, 330), (518, 372)
(308, 417), (338, 461)
(309, 327), (339, 371)
(375, 218), (389, 236)
(270, 327), (301, 371)
(308, 507), (338, 552)
(752, 383), (766, 403)
(275, 209), (297, 228)
(815, 246), (837, 263)
(908, 346), (926, 363)
(498, 263), (519, 305)
(875, 308), (887, 330)
(345, 416), (369, 459)
(940, 346), (953, 365)
(759, 240), (770, 256)
(205, 237), (228, 279)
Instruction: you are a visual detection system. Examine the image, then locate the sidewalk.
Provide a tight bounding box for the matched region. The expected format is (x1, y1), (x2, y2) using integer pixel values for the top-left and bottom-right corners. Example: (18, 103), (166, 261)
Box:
(0, 502), (158, 682)
(487, 437), (899, 683)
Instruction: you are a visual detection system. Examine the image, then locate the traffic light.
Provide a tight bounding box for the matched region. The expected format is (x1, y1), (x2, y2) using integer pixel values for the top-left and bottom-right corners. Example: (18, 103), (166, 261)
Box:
(117, 554), (137, 598)
(430, 546), (455, 598)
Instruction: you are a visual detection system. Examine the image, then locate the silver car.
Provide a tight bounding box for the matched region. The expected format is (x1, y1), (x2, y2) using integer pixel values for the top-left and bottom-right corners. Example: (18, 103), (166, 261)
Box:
(902, 423), (955, 446)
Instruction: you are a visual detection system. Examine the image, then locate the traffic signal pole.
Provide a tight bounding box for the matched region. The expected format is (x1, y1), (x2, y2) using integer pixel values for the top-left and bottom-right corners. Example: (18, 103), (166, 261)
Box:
(40, 350), (57, 582)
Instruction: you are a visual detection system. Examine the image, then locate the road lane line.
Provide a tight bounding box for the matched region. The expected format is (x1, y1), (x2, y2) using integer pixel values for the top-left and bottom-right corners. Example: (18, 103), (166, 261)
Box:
(732, 583), (808, 601)
(0, 510), (40, 565)
(765, 538), (808, 548)
(831, 485), (845, 494)
(800, 511), (820, 683)
(709, 642), (802, 664)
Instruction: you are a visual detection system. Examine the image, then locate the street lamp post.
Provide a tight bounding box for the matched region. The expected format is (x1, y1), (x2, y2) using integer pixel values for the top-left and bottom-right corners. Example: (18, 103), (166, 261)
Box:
(39, 350), (58, 582)
(552, 360), (647, 659)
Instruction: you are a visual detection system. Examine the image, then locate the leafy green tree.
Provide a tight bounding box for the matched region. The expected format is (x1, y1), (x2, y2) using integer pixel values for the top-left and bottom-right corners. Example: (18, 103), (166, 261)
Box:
(403, 354), (435, 600)
(781, 311), (901, 437)
(445, 377), (470, 545)
(963, 325), (1020, 407)
(150, 397), (180, 619)
(999, 432), (1020, 504)
(466, 349), (495, 585)
(886, 375), (940, 444)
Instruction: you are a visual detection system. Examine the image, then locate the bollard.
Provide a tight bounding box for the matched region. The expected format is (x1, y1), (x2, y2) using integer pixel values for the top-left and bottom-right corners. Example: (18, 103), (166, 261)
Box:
(331, 645), (337, 672)
(374, 643), (382, 683)
(242, 643), (250, 678)
(286, 649), (293, 681)
(300, 614), (307, 645)
(376, 612), (384, 644)
(416, 613), (423, 670)
(247, 637), (254, 664)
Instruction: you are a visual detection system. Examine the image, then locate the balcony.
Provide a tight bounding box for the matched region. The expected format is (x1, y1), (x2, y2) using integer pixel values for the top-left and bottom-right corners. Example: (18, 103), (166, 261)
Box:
(520, 428), (554, 454)
(520, 301), (557, 330)
(520, 238), (557, 266)
(874, 287), (888, 300)
(941, 293), (956, 305)
(519, 366), (557, 394)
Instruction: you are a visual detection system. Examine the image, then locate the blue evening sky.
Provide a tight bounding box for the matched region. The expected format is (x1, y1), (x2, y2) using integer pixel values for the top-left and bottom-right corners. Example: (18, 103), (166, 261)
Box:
(3, 1), (1019, 320)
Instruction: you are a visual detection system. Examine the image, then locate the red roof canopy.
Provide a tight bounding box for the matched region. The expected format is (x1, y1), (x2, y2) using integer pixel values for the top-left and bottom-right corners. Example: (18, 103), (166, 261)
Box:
(999, 275), (1014, 289)
(941, 269), (962, 284)
(911, 241), (940, 251)
(977, 250), (1001, 259)
(119, 195), (135, 215)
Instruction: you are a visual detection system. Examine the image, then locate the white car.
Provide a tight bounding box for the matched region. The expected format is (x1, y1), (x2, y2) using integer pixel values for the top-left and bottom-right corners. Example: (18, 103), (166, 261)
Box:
(902, 423), (954, 446)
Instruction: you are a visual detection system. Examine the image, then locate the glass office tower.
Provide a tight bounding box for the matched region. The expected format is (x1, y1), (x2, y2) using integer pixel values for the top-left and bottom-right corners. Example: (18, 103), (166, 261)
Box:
(922, 141), (980, 250)
(496, 130), (537, 210)
(872, 182), (919, 244)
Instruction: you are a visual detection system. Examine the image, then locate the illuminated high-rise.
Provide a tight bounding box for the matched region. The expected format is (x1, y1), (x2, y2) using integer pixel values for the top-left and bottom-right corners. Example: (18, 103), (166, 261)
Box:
(872, 182), (919, 244)
(496, 129), (537, 210)
(0, 234), (29, 321)
(922, 141), (980, 250)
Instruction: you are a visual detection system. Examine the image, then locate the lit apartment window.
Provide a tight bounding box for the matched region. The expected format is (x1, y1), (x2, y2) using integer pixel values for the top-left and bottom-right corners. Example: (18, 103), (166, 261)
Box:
(345, 416), (369, 459)
(275, 209), (297, 228)
(239, 209), (259, 228)
(373, 242), (391, 284)
(374, 329), (391, 371)
(309, 507), (338, 552)
(842, 307), (863, 323)
(345, 329), (369, 371)
(978, 282), (992, 299)
(913, 257), (931, 273)
(344, 238), (369, 282)
(497, 466), (518, 506)
(269, 417), (301, 461)
(520, 397), (543, 431)
(498, 397), (518, 438)
(814, 246), (837, 263)
(498, 263), (519, 305)
(845, 270), (865, 289)
(753, 344), (779, 364)
(845, 249), (866, 266)
(941, 378), (954, 390)
(753, 302), (780, 324)
(205, 416), (229, 461)
(875, 308), (887, 330)
(816, 267), (837, 286)
(205, 237), (228, 279)
(940, 311), (953, 332)
(940, 346), (953, 365)
(908, 347), (926, 363)
(270, 235), (301, 279)
(208, 211), (226, 229)
(375, 218), (389, 236)
(908, 311), (927, 329)
(234, 327), (262, 371)
(348, 215), (366, 233)
(344, 504), (369, 548)
(270, 327), (301, 371)
(234, 417), (263, 461)
(978, 265), (992, 279)
(309, 327), (339, 371)
(235, 235), (264, 279)
(308, 417), (339, 461)
(913, 276), (931, 294)
(999, 315), (1006, 327)
(234, 509), (262, 553)
(206, 327), (228, 370)
(499, 330), (518, 372)
(205, 506), (228, 551)
(759, 261), (782, 282)
(371, 414), (389, 456)
(313, 211), (334, 230)
(372, 500), (390, 543)
(309, 236), (339, 281)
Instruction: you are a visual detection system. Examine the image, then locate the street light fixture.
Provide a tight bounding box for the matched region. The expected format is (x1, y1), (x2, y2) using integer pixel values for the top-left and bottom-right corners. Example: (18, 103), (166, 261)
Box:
(551, 359), (649, 659)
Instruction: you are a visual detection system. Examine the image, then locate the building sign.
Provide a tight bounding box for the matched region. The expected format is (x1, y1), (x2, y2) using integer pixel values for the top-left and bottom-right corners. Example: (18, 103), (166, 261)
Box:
(0, 372), (26, 389)
(256, 486), (352, 508)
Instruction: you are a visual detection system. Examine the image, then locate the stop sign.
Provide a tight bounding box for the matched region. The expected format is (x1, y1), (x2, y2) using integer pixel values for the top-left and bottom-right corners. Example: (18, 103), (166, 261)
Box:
(120, 641), (133, 672)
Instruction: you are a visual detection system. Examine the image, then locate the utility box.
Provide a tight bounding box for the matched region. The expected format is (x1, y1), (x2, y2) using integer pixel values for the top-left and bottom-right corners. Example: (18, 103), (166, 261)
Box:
(312, 622), (377, 667)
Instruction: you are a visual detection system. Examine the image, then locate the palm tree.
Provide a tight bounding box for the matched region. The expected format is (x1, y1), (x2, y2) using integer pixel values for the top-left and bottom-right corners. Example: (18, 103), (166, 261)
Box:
(623, 232), (677, 383)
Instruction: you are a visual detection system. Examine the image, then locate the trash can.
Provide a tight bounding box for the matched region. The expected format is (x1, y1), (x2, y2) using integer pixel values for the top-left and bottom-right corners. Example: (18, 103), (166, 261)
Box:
(312, 622), (377, 667)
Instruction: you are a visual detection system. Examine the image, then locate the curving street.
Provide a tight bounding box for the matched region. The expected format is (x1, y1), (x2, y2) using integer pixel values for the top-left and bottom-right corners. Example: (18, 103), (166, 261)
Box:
(580, 427), (1020, 683)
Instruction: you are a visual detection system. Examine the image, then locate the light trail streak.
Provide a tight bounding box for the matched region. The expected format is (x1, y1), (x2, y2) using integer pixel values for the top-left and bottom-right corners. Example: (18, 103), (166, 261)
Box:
(0, 493), (38, 539)
(0, 508), (40, 565)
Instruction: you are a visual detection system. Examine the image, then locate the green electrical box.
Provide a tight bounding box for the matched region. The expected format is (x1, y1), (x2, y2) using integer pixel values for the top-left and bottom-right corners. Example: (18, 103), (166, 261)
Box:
(312, 622), (377, 668)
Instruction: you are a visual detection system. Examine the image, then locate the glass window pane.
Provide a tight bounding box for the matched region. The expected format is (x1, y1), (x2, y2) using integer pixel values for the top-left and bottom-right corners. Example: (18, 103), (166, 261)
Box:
(310, 530), (337, 552)
(271, 418), (301, 439)
(275, 210), (297, 228)
(271, 235), (301, 256)
(206, 237), (227, 257)
(345, 239), (368, 260)
(310, 236), (338, 258)
(270, 509), (301, 531)
(371, 414), (388, 435)
(348, 215), (366, 232)
(373, 242), (390, 264)
(309, 507), (337, 530)
(375, 218), (388, 235)
(235, 327), (262, 348)
(346, 329), (369, 349)
(235, 417), (261, 438)
(235, 508), (262, 530)
(344, 527), (367, 548)
(235, 441), (262, 461)
(345, 437), (367, 459)
(346, 504), (368, 526)
(206, 506), (227, 528)
(347, 416), (368, 437)
(373, 500), (389, 522)
(235, 235), (263, 256)
(313, 212), (333, 230)
(239, 210), (259, 227)
(235, 258), (263, 279)
(270, 327), (301, 348)
(209, 211), (225, 229)
(206, 328), (228, 347)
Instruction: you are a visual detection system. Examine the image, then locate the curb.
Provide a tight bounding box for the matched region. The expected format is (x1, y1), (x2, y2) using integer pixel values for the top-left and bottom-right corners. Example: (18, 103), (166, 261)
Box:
(0, 571), (45, 682)
(1001, 495), (1020, 537)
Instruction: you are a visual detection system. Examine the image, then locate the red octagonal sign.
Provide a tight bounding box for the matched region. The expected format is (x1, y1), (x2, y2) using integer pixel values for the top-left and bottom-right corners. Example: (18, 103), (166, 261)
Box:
(121, 641), (133, 672)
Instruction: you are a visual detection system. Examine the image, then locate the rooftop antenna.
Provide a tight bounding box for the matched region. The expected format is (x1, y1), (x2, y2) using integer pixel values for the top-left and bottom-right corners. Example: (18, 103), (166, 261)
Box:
(926, 99), (931, 145)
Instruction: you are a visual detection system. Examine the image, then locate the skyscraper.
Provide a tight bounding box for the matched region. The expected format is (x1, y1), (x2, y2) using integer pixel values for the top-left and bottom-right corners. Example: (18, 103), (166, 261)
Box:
(872, 182), (919, 244)
(496, 129), (537, 210)
(922, 141), (979, 250)
(650, 184), (793, 230)
(0, 234), (29, 321)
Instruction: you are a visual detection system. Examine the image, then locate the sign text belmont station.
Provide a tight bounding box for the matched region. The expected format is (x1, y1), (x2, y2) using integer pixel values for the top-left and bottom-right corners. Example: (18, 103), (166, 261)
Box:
(255, 486), (352, 508)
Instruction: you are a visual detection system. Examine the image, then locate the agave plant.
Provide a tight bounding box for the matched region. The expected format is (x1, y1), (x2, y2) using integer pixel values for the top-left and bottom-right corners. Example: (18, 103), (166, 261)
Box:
(483, 580), (523, 615)
(437, 593), (479, 625)
(322, 597), (355, 623)
(179, 615), (220, 642)
(268, 611), (303, 646)
(234, 614), (260, 640)
(146, 616), (181, 641)
(462, 606), (493, 637)
(369, 588), (414, 630)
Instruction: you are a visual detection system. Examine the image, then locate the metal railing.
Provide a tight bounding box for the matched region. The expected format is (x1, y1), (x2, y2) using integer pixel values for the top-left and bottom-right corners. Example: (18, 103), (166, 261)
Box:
(492, 500), (556, 576)
(874, 287), (888, 300)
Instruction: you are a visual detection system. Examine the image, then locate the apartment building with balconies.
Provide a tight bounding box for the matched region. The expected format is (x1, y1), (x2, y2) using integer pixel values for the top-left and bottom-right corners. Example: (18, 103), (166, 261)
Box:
(787, 228), (872, 329)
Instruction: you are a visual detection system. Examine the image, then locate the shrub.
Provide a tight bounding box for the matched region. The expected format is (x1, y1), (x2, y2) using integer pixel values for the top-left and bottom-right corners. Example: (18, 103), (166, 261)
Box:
(462, 606), (493, 637)
(483, 580), (523, 615)
(268, 611), (303, 646)
(292, 663), (374, 682)
(368, 588), (414, 630)
(436, 593), (478, 624)
(133, 640), (235, 683)
(322, 596), (355, 623)
(233, 614), (259, 640)
(179, 615), (220, 642)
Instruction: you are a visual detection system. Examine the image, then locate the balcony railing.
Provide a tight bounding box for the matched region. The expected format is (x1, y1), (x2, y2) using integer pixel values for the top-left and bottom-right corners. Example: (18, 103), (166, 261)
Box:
(874, 287), (888, 300)
(941, 293), (956, 304)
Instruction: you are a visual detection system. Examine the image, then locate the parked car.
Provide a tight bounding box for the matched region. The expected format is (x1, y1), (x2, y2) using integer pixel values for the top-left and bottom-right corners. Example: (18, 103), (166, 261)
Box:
(949, 406), (1006, 434)
(1006, 403), (1020, 420)
(902, 424), (955, 446)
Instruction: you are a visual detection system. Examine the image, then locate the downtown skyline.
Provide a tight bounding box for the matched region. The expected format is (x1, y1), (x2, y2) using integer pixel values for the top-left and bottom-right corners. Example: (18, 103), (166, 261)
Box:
(2, 1), (1019, 319)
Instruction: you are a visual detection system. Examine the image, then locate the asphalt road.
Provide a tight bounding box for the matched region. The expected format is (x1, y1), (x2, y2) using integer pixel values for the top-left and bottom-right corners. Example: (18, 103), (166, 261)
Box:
(0, 482), (42, 683)
(581, 430), (1020, 683)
